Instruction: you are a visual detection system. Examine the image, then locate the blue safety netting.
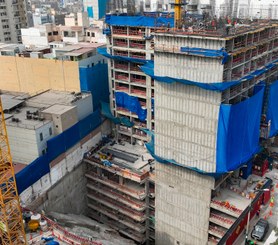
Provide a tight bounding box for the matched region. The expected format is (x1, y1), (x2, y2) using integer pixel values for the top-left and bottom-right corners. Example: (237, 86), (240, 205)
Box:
(15, 110), (102, 194)
(141, 58), (278, 92)
(105, 15), (174, 28)
(115, 92), (147, 121)
(180, 47), (229, 64)
(100, 101), (134, 127)
(79, 63), (109, 110)
(16, 155), (50, 195)
(216, 84), (265, 173)
(97, 47), (149, 64)
(143, 84), (265, 176)
(266, 80), (278, 138)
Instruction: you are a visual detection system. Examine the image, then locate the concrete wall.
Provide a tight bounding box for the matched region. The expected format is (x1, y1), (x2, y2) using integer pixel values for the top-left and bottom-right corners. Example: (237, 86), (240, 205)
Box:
(7, 127), (38, 164)
(7, 121), (54, 164)
(0, 56), (80, 94)
(155, 163), (214, 245)
(20, 127), (103, 213)
(43, 162), (88, 214)
(155, 83), (221, 173)
(75, 94), (94, 120)
(154, 35), (223, 244)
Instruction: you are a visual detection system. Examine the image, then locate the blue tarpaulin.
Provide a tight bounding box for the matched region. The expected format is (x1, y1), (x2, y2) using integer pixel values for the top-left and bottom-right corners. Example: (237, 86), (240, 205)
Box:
(216, 84), (265, 173)
(115, 92), (147, 121)
(266, 80), (278, 138)
(97, 47), (149, 64)
(79, 63), (109, 110)
(180, 47), (229, 64)
(87, 6), (93, 18)
(141, 59), (278, 92)
(16, 110), (102, 194)
(16, 155), (50, 195)
(105, 15), (174, 28)
(101, 101), (134, 127)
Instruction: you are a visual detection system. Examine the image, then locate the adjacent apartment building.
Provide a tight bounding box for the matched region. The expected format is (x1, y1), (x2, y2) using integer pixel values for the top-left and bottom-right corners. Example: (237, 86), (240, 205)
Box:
(0, 0), (27, 43)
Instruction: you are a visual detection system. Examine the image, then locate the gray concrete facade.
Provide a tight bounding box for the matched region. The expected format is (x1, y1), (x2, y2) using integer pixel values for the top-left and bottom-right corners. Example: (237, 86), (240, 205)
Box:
(155, 163), (214, 245)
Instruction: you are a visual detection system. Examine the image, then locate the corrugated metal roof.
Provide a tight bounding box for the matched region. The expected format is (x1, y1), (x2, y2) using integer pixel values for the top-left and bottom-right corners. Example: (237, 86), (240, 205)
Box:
(0, 94), (24, 111)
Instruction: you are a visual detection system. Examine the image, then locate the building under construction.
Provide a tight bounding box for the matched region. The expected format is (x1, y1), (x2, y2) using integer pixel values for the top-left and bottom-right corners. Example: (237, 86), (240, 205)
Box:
(98, 7), (278, 245)
(1, 1), (278, 245)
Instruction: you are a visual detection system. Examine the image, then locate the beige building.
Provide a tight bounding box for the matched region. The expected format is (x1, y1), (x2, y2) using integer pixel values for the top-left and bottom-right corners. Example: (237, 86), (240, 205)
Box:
(0, 56), (80, 94)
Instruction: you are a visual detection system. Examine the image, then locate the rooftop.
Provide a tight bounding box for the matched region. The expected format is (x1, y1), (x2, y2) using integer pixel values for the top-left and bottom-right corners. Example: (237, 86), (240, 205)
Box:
(26, 90), (91, 109)
(42, 104), (76, 115)
(5, 106), (52, 130)
(54, 43), (105, 56)
(1, 94), (24, 111)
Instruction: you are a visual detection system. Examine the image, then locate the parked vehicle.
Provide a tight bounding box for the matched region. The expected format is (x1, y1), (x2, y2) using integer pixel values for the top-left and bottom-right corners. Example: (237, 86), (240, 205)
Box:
(251, 218), (269, 241)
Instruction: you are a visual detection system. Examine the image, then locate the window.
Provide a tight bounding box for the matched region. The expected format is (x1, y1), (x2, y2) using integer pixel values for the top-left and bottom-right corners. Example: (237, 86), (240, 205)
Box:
(91, 32), (95, 37)
(39, 133), (43, 141)
(49, 127), (52, 136)
(53, 31), (58, 35)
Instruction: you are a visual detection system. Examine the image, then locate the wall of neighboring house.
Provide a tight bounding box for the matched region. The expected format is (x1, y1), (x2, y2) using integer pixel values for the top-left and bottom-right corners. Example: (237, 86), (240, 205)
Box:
(0, 56), (80, 94)
(7, 121), (54, 164)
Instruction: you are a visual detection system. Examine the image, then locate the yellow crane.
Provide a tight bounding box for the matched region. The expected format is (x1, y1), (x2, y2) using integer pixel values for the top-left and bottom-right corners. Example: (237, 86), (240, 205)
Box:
(0, 97), (27, 244)
(173, 0), (187, 29)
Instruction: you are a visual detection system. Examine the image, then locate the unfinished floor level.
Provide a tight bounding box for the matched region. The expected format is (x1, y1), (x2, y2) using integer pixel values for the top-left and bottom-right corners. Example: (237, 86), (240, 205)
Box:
(84, 140), (155, 244)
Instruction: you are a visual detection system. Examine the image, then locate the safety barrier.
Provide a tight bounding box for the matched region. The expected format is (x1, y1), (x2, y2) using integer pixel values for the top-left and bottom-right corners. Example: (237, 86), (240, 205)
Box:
(210, 213), (234, 225)
(209, 225), (225, 237)
(211, 200), (242, 215)
(23, 208), (102, 245)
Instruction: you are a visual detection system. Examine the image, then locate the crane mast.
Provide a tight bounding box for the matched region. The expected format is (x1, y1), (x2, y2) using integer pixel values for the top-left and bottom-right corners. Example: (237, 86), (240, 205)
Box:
(0, 98), (27, 245)
(172, 0), (187, 29)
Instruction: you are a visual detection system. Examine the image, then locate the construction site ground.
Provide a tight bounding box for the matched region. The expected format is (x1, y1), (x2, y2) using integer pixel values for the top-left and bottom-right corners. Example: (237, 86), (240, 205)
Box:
(27, 212), (135, 245)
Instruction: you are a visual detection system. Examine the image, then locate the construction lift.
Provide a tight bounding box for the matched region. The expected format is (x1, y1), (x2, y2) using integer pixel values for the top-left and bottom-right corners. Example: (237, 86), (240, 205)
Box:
(0, 97), (27, 244)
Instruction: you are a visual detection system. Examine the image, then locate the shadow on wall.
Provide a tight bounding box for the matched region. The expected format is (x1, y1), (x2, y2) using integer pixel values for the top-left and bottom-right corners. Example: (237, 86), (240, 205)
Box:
(155, 232), (175, 245)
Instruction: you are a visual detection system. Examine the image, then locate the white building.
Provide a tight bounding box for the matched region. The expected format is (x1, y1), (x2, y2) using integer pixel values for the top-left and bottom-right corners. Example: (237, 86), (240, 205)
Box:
(2, 90), (94, 165)
(21, 23), (60, 47)
(0, 0), (27, 43)
(2, 95), (54, 164)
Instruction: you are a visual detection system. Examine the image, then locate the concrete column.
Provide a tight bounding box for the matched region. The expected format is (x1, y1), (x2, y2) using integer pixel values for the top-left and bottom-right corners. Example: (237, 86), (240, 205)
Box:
(119, 176), (124, 185)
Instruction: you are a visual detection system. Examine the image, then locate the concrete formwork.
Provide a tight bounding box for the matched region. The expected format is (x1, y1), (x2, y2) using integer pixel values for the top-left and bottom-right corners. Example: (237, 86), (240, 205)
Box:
(155, 83), (221, 172)
(155, 163), (214, 245)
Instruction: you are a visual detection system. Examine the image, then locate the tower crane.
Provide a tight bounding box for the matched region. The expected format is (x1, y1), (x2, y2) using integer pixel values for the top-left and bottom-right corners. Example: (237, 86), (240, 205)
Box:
(0, 97), (27, 245)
